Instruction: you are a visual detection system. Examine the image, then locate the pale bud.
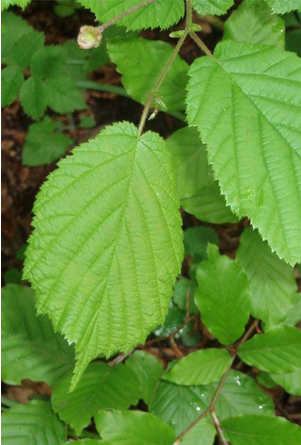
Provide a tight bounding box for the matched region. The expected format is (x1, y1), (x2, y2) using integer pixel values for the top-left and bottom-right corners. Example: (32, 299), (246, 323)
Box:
(77, 26), (102, 50)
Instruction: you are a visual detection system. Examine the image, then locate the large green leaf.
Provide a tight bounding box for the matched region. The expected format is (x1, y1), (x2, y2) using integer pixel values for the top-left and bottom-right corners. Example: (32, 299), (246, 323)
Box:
(1, 284), (75, 386)
(125, 351), (164, 404)
(166, 127), (237, 223)
(44, 77), (86, 114)
(52, 362), (140, 435)
(264, 0), (301, 14)
(192, 0), (234, 16)
(22, 119), (72, 166)
(88, 0), (184, 31)
(195, 244), (251, 345)
(1, 66), (24, 107)
(24, 121), (183, 388)
(1, 0), (31, 10)
(236, 228), (297, 328)
(238, 326), (301, 373)
(223, 1), (285, 48)
(180, 418), (216, 445)
(20, 77), (47, 120)
(222, 415), (301, 445)
(149, 380), (209, 435)
(94, 410), (175, 445)
(163, 349), (232, 386)
(186, 41), (301, 266)
(1, 400), (66, 445)
(1, 12), (33, 58)
(107, 37), (188, 112)
(209, 370), (274, 418)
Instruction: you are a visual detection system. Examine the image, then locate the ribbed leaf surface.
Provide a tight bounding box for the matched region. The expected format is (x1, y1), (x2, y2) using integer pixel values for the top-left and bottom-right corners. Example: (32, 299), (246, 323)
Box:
(192, 0), (234, 16)
(107, 37), (188, 112)
(89, 0), (184, 31)
(237, 228), (297, 327)
(186, 41), (301, 265)
(1, 284), (75, 386)
(1, 401), (66, 445)
(24, 121), (183, 387)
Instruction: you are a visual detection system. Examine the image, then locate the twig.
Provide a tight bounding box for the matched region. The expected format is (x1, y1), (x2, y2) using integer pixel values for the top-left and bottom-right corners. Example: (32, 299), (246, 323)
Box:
(211, 411), (229, 445)
(143, 315), (197, 346)
(189, 30), (215, 58)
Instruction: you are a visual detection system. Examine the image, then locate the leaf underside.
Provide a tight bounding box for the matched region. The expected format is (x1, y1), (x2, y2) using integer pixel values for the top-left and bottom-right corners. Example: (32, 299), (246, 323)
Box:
(24, 121), (183, 388)
(186, 41), (301, 265)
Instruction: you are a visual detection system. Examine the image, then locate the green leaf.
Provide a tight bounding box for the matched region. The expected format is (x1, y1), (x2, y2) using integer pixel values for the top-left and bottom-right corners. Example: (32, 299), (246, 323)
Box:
(222, 415), (301, 445)
(20, 77), (47, 120)
(125, 351), (164, 404)
(90, 0), (184, 31)
(1, 12), (33, 58)
(186, 41), (301, 266)
(4, 268), (23, 284)
(163, 349), (232, 386)
(180, 418), (216, 445)
(153, 303), (185, 337)
(79, 115), (96, 129)
(238, 325), (301, 373)
(44, 77), (86, 114)
(61, 441), (109, 445)
(24, 121), (183, 388)
(22, 119), (72, 166)
(1, 0), (31, 11)
(195, 244), (251, 345)
(173, 277), (198, 315)
(11, 31), (44, 68)
(167, 127), (237, 223)
(223, 1), (285, 48)
(107, 37), (188, 112)
(192, 0), (234, 16)
(184, 226), (219, 263)
(1, 400), (66, 445)
(1, 66), (24, 107)
(270, 370), (301, 395)
(94, 410), (176, 445)
(149, 380), (209, 435)
(209, 370), (274, 418)
(265, 0), (301, 14)
(279, 293), (301, 327)
(1, 284), (75, 386)
(52, 362), (140, 435)
(236, 228), (297, 328)
(30, 45), (66, 79)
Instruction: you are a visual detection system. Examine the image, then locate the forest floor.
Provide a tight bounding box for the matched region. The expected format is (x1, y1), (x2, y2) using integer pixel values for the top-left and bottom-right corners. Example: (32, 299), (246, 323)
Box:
(2, 0), (300, 430)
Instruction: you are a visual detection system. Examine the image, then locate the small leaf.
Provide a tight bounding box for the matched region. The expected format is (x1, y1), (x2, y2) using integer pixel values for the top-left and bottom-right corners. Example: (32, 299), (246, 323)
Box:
(22, 119), (72, 166)
(20, 77), (47, 120)
(238, 325), (301, 373)
(149, 380), (210, 435)
(184, 226), (218, 263)
(89, 0), (185, 31)
(24, 122), (183, 387)
(1, 66), (24, 107)
(223, 1), (285, 48)
(107, 37), (188, 111)
(2, 12), (33, 58)
(236, 228), (297, 328)
(44, 77), (86, 113)
(94, 410), (176, 445)
(125, 351), (164, 404)
(1, 0), (31, 11)
(163, 349), (232, 386)
(52, 362), (140, 435)
(270, 370), (301, 395)
(279, 293), (301, 327)
(195, 244), (251, 345)
(167, 127), (237, 223)
(192, 0), (234, 16)
(186, 41), (301, 265)
(222, 415), (301, 445)
(173, 277), (198, 315)
(265, 0), (301, 14)
(1, 400), (66, 445)
(11, 31), (45, 68)
(1, 284), (75, 386)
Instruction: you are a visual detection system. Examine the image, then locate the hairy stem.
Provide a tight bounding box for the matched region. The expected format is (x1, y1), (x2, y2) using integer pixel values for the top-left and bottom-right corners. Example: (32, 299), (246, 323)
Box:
(97, 0), (158, 32)
(174, 320), (259, 443)
(211, 411), (229, 445)
(186, 0), (193, 27)
(137, 29), (188, 136)
(189, 30), (215, 58)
